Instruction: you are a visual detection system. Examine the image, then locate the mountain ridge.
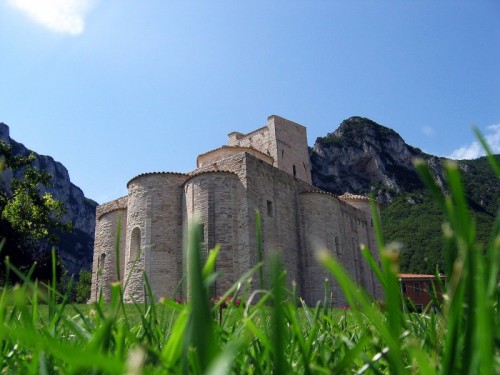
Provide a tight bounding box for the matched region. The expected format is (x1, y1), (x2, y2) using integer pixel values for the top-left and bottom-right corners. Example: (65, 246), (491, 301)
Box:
(0, 122), (97, 275)
(309, 116), (499, 274)
(310, 116), (448, 204)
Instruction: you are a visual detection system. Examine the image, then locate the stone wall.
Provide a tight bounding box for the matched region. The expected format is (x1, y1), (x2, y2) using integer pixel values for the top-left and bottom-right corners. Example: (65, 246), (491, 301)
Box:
(190, 151), (315, 296)
(124, 172), (188, 302)
(90, 200), (127, 302)
(269, 115), (312, 184)
(300, 192), (342, 305)
(228, 125), (271, 156)
(242, 153), (305, 291)
(299, 191), (382, 305)
(227, 115), (312, 185)
(197, 146), (273, 168)
(183, 171), (244, 296)
(338, 195), (382, 299)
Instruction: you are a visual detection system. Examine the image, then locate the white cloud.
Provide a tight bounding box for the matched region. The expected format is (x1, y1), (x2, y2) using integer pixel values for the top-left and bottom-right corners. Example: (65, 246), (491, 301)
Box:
(448, 124), (500, 160)
(8, 0), (95, 35)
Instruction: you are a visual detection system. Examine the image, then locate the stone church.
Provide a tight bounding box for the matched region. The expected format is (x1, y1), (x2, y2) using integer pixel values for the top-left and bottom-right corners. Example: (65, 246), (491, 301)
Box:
(90, 115), (382, 305)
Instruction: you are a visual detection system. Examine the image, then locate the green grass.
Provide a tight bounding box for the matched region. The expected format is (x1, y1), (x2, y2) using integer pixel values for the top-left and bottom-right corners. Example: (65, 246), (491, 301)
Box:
(0, 133), (498, 374)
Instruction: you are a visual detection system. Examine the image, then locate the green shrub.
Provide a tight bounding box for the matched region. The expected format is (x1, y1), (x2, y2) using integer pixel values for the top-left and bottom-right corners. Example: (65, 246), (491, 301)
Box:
(74, 269), (92, 303)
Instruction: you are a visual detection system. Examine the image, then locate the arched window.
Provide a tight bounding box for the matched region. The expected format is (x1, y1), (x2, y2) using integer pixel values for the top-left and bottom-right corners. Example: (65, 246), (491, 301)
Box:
(130, 227), (141, 262)
(99, 253), (106, 272)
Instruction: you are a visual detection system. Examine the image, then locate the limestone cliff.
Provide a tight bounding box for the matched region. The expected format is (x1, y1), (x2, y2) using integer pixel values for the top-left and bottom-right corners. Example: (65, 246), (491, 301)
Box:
(310, 116), (499, 274)
(310, 116), (446, 204)
(0, 123), (97, 275)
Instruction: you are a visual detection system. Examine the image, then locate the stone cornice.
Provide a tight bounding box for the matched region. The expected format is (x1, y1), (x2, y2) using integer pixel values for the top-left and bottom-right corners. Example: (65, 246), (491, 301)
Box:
(96, 196), (128, 219)
(126, 171), (188, 188)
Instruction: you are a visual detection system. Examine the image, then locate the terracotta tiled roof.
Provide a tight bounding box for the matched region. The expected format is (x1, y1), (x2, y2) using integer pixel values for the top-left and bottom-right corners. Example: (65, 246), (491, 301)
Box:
(338, 192), (370, 201)
(398, 274), (445, 279)
(300, 189), (338, 199)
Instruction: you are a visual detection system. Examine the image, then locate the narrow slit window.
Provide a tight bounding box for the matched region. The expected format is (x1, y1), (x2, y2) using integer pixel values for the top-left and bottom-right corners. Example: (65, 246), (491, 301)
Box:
(200, 224), (205, 243)
(267, 200), (273, 217)
(99, 253), (106, 272)
(335, 235), (341, 256)
(293, 165), (297, 177)
(130, 227), (141, 262)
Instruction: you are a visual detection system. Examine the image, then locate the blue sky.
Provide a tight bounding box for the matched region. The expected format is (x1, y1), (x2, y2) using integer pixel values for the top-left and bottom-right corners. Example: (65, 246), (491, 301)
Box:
(1, 1), (499, 203)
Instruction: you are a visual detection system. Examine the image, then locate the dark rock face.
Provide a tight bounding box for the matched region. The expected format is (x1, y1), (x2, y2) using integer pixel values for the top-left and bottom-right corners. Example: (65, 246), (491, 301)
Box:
(0, 123), (97, 274)
(310, 116), (445, 203)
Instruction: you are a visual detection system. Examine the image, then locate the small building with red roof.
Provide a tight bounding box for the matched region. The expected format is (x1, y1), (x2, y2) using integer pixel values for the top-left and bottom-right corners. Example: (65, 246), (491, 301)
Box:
(399, 273), (445, 312)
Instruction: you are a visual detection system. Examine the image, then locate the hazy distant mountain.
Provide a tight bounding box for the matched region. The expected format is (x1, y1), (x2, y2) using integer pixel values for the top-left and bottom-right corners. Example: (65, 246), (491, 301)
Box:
(0, 123), (97, 275)
(310, 116), (499, 274)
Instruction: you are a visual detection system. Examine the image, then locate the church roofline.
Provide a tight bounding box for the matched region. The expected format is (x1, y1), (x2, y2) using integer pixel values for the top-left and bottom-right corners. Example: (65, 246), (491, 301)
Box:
(300, 189), (339, 199)
(97, 206), (126, 219)
(96, 195), (128, 219)
(183, 169), (238, 185)
(227, 115), (304, 140)
(197, 145), (271, 160)
(228, 125), (268, 139)
(300, 190), (376, 213)
(127, 171), (188, 188)
(197, 145), (274, 168)
(338, 192), (370, 201)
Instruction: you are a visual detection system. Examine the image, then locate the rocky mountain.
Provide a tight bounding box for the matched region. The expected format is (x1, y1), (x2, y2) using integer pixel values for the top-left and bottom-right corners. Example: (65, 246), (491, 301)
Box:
(0, 123), (97, 275)
(310, 117), (448, 204)
(310, 116), (499, 274)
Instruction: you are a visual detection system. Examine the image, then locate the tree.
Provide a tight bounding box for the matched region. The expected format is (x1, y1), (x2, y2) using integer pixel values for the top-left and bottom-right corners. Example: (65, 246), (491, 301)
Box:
(0, 141), (71, 281)
(56, 268), (92, 303)
(74, 269), (92, 303)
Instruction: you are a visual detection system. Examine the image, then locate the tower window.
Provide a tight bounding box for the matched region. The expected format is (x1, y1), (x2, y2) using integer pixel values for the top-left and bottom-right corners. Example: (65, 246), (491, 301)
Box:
(200, 224), (205, 243)
(267, 200), (273, 217)
(335, 235), (341, 256)
(293, 165), (297, 177)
